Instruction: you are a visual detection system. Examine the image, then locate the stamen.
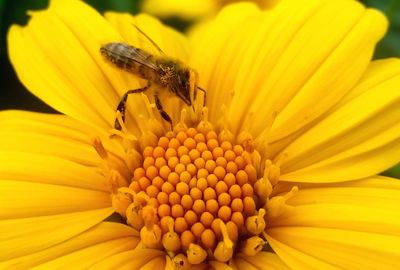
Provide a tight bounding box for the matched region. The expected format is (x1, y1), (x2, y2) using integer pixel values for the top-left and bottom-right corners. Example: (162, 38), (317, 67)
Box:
(197, 107), (213, 134)
(111, 186), (133, 217)
(138, 115), (159, 151)
(265, 186), (298, 219)
(254, 159), (275, 203)
(126, 202), (144, 230)
(125, 148), (143, 173)
(142, 94), (165, 137)
(162, 217), (181, 253)
(92, 136), (108, 159)
(140, 223), (162, 248)
(108, 169), (129, 192)
(240, 236), (266, 256)
(245, 208), (266, 235)
(266, 153), (287, 186)
(217, 105), (234, 143)
(235, 110), (253, 139)
(236, 131), (253, 153)
(253, 111), (278, 157)
(187, 243), (207, 265)
(172, 253), (191, 270)
(213, 221), (233, 262)
(142, 204), (158, 228)
(174, 109), (188, 132)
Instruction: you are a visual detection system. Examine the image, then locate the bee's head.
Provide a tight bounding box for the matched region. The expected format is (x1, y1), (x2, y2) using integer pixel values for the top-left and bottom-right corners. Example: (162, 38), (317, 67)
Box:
(174, 68), (193, 106)
(188, 69), (198, 105)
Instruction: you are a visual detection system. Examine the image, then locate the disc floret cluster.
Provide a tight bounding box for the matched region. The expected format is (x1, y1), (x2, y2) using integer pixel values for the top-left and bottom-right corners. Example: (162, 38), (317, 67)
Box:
(110, 119), (274, 267)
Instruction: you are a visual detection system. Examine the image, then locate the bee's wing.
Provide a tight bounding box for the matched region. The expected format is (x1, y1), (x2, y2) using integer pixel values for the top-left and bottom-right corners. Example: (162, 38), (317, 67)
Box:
(123, 46), (159, 71)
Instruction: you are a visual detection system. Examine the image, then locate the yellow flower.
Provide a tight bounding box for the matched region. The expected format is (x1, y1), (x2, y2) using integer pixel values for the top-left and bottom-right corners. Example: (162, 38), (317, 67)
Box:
(141, 0), (280, 20)
(3, 0), (400, 269)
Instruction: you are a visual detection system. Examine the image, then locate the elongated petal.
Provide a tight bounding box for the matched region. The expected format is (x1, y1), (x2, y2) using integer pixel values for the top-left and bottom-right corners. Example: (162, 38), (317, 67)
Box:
(139, 256), (166, 269)
(279, 58), (400, 182)
(0, 209), (113, 263)
(104, 13), (189, 62)
(266, 176), (400, 269)
(0, 151), (108, 191)
(0, 222), (138, 269)
(0, 111), (131, 267)
(236, 252), (290, 270)
(88, 249), (164, 270)
(189, 2), (260, 116)
(0, 110), (128, 177)
(0, 179), (112, 219)
(232, 258), (258, 270)
(142, 0), (218, 20)
(209, 260), (235, 270)
(190, 0), (387, 147)
(8, 0), (119, 129)
(6, 1), (128, 132)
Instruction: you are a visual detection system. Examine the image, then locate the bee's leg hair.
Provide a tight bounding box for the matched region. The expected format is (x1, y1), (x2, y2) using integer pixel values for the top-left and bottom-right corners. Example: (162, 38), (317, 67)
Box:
(154, 94), (173, 130)
(115, 85), (149, 130)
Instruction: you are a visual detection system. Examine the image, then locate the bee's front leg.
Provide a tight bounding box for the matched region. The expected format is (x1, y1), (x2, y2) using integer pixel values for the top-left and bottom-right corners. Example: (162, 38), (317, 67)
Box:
(115, 85), (149, 130)
(154, 94), (173, 130)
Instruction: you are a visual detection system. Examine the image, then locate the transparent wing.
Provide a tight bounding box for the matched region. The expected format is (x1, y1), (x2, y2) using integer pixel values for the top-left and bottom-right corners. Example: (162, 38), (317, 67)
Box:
(119, 44), (160, 70)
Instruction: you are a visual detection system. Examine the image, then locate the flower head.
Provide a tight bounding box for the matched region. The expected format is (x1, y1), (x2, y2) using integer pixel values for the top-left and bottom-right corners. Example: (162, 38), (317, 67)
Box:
(2, 0), (400, 269)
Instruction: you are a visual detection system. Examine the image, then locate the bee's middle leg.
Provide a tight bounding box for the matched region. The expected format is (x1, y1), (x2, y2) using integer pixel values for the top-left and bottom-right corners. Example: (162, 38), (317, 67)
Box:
(115, 85), (149, 130)
(154, 94), (173, 130)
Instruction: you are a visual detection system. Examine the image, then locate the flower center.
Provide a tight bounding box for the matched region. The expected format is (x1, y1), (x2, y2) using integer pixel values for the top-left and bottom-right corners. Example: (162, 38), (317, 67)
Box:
(95, 106), (286, 268)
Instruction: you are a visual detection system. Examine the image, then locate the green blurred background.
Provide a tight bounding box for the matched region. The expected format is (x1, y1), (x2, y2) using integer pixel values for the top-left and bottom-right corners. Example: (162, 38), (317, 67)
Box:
(0, 0), (399, 178)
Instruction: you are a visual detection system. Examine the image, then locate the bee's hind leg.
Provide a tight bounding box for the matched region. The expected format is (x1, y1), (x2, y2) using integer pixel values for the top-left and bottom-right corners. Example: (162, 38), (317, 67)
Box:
(154, 94), (173, 130)
(115, 85), (149, 130)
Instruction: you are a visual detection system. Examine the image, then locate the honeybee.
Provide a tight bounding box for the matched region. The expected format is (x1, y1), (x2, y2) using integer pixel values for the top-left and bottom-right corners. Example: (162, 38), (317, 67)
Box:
(100, 27), (206, 130)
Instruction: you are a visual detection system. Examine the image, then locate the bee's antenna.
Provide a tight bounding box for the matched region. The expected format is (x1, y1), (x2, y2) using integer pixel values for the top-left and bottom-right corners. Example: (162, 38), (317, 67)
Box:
(132, 24), (165, 55)
(197, 86), (207, 107)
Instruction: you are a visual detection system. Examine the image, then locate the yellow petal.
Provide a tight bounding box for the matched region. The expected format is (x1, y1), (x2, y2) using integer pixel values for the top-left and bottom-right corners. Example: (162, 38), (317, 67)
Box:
(190, 0), (387, 145)
(232, 258), (258, 270)
(8, 0), (147, 133)
(1, 222), (138, 269)
(0, 151), (108, 191)
(104, 12), (189, 62)
(236, 252), (290, 270)
(0, 110), (129, 177)
(88, 249), (164, 270)
(266, 176), (400, 269)
(265, 236), (342, 270)
(267, 227), (400, 270)
(189, 2), (260, 118)
(209, 260), (234, 270)
(141, 0), (218, 20)
(141, 0), (281, 21)
(139, 256), (166, 269)
(279, 58), (400, 182)
(0, 180), (111, 219)
(0, 113), (115, 218)
(0, 210), (114, 266)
